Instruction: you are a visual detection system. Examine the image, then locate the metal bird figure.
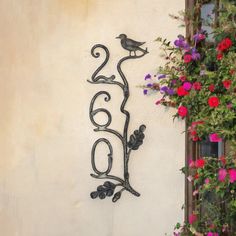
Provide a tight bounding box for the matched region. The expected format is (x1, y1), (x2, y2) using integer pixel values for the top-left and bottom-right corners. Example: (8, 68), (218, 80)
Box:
(116, 34), (148, 56)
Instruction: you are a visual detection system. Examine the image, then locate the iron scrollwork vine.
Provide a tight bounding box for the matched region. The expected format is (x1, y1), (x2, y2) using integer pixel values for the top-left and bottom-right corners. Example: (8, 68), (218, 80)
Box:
(88, 35), (148, 202)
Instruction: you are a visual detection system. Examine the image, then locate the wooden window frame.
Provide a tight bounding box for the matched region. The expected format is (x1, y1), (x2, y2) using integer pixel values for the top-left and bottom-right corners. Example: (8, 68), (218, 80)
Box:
(184, 0), (221, 222)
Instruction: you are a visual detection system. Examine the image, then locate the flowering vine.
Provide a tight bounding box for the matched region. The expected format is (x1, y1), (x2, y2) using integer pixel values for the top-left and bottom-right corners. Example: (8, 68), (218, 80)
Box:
(143, 0), (236, 235)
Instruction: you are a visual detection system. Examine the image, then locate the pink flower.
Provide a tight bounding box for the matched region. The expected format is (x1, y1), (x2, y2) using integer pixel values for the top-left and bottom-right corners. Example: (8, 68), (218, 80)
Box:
(227, 103), (233, 109)
(198, 34), (206, 40)
(218, 168), (227, 182)
(188, 213), (197, 224)
(222, 224), (229, 232)
(193, 189), (199, 196)
(155, 98), (165, 105)
(189, 159), (195, 168)
(187, 175), (193, 182)
(209, 133), (222, 142)
(229, 169), (236, 183)
(184, 54), (192, 63)
(205, 178), (210, 184)
(173, 232), (180, 236)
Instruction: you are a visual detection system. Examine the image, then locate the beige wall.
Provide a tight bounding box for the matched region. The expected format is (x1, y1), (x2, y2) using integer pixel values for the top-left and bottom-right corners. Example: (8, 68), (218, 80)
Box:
(0, 0), (185, 236)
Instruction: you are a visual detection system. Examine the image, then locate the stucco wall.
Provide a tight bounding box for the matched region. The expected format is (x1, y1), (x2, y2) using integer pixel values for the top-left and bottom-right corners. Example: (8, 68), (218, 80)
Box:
(0, 0), (185, 236)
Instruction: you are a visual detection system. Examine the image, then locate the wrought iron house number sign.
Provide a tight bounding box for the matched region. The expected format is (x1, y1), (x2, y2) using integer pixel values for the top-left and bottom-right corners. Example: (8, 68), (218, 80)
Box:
(88, 34), (148, 202)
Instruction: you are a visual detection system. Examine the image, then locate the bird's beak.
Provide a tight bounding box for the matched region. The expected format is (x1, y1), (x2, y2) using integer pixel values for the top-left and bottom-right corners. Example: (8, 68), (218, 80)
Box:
(116, 36), (120, 39)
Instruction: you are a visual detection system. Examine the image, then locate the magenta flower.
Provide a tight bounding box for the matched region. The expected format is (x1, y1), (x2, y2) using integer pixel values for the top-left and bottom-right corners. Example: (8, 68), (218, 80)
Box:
(207, 232), (219, 236)
(188, 213), (197, 224)
(218, 168), (227, 182)
(229, 169), (236, 183)
(205, 178), (210, 184)
(183, 82), (192, 91)
(209, 133), (222, 142)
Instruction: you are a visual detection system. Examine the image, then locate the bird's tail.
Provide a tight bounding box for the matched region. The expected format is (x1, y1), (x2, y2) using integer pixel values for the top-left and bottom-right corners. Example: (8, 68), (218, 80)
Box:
(139, 47), (148, 54)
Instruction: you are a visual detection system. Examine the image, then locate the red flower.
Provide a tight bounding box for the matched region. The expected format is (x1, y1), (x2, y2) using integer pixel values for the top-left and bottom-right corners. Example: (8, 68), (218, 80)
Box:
(184, 54), (192, 63)
(222, 79), (232, 89)
(222, 38), (232, 49)
(217, 38), (233, 52)
(209, 84), (215, 92)
(219, 156), (226, 165)
(208, 96), (219, 107)
(178, 106), (188, 118)
(209, 224), (215, 229)
(177, 86), (189, 96)
(189, 121), (204, 141)
(194, 173), (199, 179)
(217, 44), (224, 51)
(192, 136), (200, 141)
(191, 120), (204, 127)
(190, 130), (197, 136)
(188, 127), (198, 141)
(195, 159), (205, 168)
(217, 53), (223, 60)
(193, 82), (202, 90)
(179, 75), (187, 82)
